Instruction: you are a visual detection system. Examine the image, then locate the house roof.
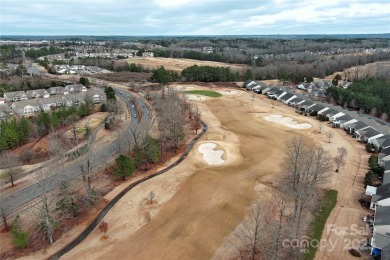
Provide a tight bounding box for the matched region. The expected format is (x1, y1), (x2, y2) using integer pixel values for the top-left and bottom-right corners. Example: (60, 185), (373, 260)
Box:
(352, 121), (368, 130)
(308, 104), (326, 112)
(299, 100), (314, 106)
(39, 96), (63, 105)
(335, 114), (353, 122)
(11, 99), (39, 109)
(376, 135), (390, 147)
(289, 97), (303, 104)
(4, 91), (26, 98)
(382, 243), (390, 260)
(280, 93), (294, 101)
(373, 184), (390, 203)
(361, 127), (381, 138)
(372, 232), (390, 250)
(375, 206), (390, 226)
(381, 147), (390, 156)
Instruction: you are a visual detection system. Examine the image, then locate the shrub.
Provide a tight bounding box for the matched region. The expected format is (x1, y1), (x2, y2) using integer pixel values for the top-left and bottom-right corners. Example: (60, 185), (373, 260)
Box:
(100, 103), (107, 112)
(349, 248), (362, 257)
(11, 215), (29, 249)
(368, 155), (378, 168)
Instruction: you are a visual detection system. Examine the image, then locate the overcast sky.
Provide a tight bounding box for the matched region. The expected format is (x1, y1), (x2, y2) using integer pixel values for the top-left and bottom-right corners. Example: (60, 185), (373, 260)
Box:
(1, 0), (389, 35)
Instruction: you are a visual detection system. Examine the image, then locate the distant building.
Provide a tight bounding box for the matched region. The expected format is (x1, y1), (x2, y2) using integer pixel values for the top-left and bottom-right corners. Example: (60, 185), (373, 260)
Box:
(142, 52), (154, 57)
(202, 47), (213, 54)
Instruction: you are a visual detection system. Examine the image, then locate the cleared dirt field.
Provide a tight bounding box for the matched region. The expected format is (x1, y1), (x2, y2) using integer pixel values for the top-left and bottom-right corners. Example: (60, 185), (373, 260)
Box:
(21, 86), (370, 260)
(124, 57), (250, 72)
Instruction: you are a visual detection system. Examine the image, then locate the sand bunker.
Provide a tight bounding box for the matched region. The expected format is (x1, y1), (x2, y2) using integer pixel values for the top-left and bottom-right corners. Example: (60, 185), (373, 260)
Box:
(264, 115), (312, 129)
(198, 143), (225, 165)
(186, 94), (206, 101)
(222, 90), (238, 96)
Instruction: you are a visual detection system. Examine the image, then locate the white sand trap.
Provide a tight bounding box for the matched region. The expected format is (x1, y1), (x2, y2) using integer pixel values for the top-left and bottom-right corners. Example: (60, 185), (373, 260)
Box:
(222, 90), (238, 96)
(198, 143), (225, 165)
(185, 86), (194, 89)
(265, 115), (312, 129)
(186, 94), (206, 101)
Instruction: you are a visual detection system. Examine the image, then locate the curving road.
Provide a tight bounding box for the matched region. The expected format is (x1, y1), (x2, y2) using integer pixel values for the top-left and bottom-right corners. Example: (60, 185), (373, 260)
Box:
(49, 121), (207, 260)
(0, 88), (151, 217)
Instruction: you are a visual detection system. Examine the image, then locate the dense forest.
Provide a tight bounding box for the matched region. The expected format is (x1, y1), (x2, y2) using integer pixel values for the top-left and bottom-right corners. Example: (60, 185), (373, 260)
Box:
(181, 65), (240, 82)
(325, 77), (390, 116)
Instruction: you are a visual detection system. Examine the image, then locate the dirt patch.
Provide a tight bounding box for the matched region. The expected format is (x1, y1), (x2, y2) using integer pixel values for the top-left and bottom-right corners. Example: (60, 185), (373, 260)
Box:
(124, 57), (249, 72)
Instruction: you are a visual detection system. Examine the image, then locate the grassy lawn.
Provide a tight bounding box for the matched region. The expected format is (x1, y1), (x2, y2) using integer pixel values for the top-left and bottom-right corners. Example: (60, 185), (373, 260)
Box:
(184, 90), (222, 97)
(303, 189), (338, 260)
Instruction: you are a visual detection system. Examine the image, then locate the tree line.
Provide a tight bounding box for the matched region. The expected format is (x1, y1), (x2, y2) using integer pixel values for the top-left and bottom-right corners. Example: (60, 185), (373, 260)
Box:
(25, 46), (67, 59)
(326, 77), (390, 117)
(0, 101), (94, 153)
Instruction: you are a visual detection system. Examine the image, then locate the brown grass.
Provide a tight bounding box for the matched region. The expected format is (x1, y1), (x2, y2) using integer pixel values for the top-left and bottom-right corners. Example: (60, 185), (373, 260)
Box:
(124, 57), (249, 72)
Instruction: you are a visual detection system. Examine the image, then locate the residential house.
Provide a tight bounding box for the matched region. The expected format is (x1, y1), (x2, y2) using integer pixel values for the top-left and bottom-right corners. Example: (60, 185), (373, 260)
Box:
(370, 135), (390, 150)
(347, 121), (369, 135)
(62, 93), (86, 107)
(3, 91), (28, 102)
(26, 89), (50, 99)
(142, 52), (154, 57)
(85, 89), (106, 103)
(297, 100), (315, 111)
(307, 104), (326, 115)
(0, 105), (12, 119)
(370, 183), (390, 209)
(10, 100), (40, 115)
(329, 111), (345, 122)
(379, 147), (390, 167)
(48, 86), (69, 96)
(288, 98), (304, 106)
(358, 127), (384, 143)
(64, 84), (87, 93)
(242, 80), (257, 89)
(280, 93), (297, 104)
(86, 66), (103, 74)
(297, 83), (310, 91)
(371, 206), (390, 258)
(38, 97), (64, 111)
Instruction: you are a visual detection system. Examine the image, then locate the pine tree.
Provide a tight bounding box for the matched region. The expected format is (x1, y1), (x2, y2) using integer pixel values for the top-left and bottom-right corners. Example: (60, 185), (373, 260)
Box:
(11, 215), (29, 249)
(113, 155), (135, 181)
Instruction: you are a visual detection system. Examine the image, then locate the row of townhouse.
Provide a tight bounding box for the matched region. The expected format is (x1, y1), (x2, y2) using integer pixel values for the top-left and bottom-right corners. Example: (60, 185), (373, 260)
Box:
(243, 80), (390, 183)
(363, 185), (390, 259)
(243, 79), (336, 98)
(244, 80), (390, 259)
(3, 84), (87, 102)
(8, 89), (106, 116)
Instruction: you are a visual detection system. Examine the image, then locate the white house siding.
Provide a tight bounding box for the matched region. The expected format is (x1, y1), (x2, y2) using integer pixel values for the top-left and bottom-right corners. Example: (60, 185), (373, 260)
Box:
(367, 134), (385, 143)
(377, 198), (390, 207)
(329, 112), (345, 122)
(341, 119), (358, 129)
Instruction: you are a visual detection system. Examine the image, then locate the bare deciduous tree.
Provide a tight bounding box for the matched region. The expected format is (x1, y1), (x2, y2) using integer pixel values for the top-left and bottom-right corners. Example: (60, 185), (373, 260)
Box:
(0, 152), (22, 187)
(334, 146), (348, 172)
(233, 203), (266, 260)
(325, 130), (334, 143)
(317, 123), (323, 134)
(283, 137), (331, 243)
(147, 191), (155, 204)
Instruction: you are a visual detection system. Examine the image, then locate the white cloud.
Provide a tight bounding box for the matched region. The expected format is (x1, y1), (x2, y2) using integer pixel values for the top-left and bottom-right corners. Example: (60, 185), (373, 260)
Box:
(0, 0), (389, 35)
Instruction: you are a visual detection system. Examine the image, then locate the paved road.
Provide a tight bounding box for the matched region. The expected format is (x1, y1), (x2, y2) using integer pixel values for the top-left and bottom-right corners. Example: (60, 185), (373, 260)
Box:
(0, 88), (151, 216)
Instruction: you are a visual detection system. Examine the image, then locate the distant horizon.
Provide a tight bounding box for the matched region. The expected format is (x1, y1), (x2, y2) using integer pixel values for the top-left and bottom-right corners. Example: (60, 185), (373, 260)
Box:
(1, 0), (390, 36)
(1, 33), (390, 38)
